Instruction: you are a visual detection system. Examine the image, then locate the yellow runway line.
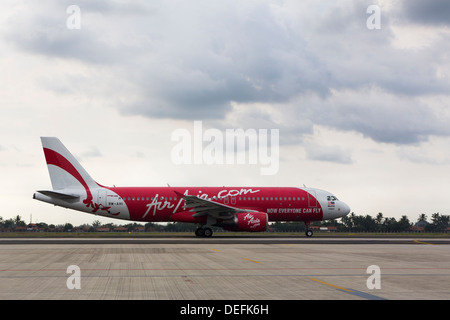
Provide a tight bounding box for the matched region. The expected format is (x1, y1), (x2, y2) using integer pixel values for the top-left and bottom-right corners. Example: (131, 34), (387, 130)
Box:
(413, 240), (435, 245)
(243, 258), (262, 264)
(310, 278), (353, 292)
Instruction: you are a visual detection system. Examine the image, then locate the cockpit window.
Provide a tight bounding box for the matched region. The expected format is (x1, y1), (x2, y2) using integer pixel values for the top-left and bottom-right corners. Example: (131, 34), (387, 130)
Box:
(327, 195), (338, 201)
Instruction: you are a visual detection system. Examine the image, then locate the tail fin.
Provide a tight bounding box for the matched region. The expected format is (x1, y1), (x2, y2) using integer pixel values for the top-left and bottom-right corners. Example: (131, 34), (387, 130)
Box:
(40, 137), (99, 191)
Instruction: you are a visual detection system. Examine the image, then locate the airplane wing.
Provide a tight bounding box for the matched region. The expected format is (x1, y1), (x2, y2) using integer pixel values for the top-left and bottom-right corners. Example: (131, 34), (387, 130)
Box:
(174, 191), (255, 220)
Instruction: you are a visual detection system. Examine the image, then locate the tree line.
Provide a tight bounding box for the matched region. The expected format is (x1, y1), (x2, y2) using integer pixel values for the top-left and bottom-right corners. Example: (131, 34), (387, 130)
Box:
(342, 212), (449, 232)
(271, 212), (449, 233)
(0, 212), (449, 233)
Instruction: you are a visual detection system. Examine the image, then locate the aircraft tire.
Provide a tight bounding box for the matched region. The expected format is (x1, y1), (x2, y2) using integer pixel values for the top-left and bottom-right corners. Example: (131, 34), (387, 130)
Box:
(305, 229), (313, 237)
(195, 227), (205, 237)
(203, 228), (213, 238)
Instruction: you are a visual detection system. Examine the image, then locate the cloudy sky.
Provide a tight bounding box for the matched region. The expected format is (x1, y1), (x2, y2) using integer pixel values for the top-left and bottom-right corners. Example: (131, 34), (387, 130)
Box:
(1, 0), (449, 226)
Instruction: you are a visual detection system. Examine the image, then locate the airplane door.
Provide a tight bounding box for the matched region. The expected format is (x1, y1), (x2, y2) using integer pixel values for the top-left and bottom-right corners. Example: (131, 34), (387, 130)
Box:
(308, 191), (317, 208)
(98, 189), (107, 207)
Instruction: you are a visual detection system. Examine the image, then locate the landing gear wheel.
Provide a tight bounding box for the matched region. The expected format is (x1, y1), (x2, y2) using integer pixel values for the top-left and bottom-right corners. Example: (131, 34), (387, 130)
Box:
(195, 227), (205, 237)
(195, 227), (213, 237)
(203, 228), (213, 238)
(305, 229), (313, 237)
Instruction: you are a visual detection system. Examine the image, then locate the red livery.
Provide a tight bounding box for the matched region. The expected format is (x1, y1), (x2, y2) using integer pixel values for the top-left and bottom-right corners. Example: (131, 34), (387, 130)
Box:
(34, 137), (350, 237)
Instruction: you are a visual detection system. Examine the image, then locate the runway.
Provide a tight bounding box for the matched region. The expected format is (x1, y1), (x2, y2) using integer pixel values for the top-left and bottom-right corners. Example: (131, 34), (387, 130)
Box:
(1, 236), (449, 245)
(0, 237), (449, 301)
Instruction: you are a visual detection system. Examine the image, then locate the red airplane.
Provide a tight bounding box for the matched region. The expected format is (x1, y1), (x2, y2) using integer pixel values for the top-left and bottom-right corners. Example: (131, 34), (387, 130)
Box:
(34, 137), (350, 237)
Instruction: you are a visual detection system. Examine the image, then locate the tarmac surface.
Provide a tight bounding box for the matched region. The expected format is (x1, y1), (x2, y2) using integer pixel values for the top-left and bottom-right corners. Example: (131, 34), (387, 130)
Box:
(0, 237), (449, 300)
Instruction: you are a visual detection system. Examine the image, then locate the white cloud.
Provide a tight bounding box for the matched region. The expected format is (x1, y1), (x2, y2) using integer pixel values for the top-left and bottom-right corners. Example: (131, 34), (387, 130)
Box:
(5, 0), (450, 140)
(305, 144), (353, 164)
(0, 0), (449, 224)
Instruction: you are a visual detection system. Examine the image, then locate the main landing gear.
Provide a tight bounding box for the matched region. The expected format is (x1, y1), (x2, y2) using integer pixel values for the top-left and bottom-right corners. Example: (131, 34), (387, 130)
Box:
(305, 221), (313, 238)
(195, 227), (213, 238)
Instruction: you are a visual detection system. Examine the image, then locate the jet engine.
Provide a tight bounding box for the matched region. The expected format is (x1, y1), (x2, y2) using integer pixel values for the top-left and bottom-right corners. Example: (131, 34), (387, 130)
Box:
(221, 212), (268, 232)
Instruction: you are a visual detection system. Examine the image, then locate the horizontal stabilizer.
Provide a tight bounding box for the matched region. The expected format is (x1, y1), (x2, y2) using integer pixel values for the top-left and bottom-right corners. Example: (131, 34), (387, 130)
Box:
(36, 190), (80, 201)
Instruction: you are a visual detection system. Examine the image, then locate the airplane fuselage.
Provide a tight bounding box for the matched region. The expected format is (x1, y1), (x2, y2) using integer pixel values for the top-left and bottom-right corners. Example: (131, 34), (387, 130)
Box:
(35, 185), (349, 223)
(34, 137), (351, 237)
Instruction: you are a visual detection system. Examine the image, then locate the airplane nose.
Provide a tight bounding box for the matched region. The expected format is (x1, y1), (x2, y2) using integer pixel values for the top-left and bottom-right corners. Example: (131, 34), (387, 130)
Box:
(341, 202), (351, 216)
(323, 201), (351, 220)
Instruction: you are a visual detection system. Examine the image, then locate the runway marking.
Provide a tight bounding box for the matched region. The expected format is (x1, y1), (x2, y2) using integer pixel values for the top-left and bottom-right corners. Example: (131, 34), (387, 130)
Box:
(210, 248), (221, 252)
(243, 258), (262, 264)
(2, 267), (450, 272)
(414, 240), (436, 245)
(1, 273), (450, 280)
(310, 278), (352, 292)
(340, 289), (387, 300)
(310, 278), (387, 300)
